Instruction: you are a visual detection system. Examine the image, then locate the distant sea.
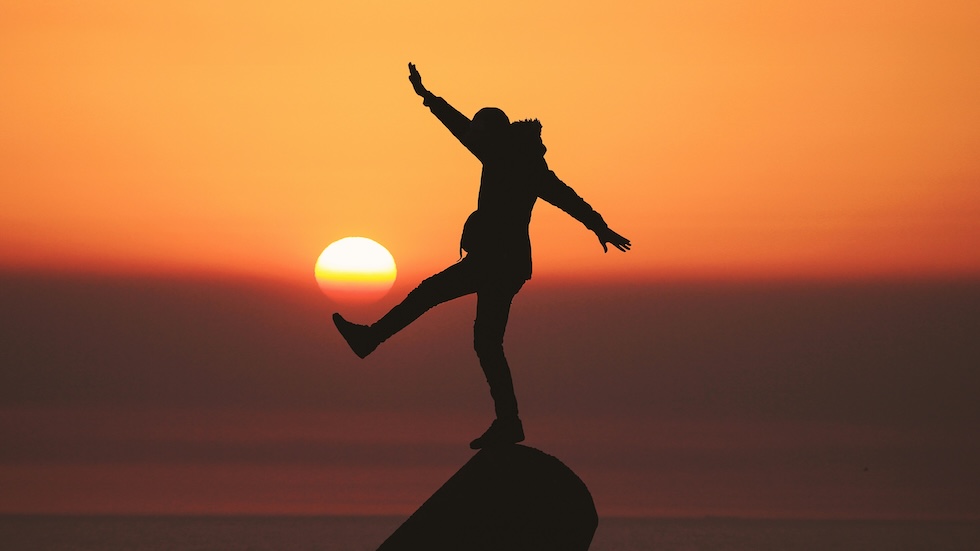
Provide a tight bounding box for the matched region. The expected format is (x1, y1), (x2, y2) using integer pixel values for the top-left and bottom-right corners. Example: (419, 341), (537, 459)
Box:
(1, 516), (978, 551)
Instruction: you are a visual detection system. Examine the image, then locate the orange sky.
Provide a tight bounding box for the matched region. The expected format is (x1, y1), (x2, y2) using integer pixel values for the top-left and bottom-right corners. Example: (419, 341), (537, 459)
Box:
(3, 1), (980, 284)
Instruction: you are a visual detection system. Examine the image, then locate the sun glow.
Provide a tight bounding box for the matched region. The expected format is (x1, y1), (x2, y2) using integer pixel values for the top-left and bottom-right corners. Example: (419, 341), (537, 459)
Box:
(315, 237), (397, 304)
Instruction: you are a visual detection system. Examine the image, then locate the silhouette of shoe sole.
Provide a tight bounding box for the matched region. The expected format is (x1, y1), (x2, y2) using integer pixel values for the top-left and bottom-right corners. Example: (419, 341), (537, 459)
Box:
(332, 313), (377, 358)
(469, 419), (525, 449)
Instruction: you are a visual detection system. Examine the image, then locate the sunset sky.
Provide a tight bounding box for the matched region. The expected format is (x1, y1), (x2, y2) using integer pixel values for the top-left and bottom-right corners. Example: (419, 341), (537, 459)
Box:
(4, 0), (980, 281)
(2, 1), (979, 520)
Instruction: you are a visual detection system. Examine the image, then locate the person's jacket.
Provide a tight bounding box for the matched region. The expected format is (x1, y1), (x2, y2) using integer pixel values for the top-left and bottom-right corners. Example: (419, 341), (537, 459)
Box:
(424, 95), (608, 282)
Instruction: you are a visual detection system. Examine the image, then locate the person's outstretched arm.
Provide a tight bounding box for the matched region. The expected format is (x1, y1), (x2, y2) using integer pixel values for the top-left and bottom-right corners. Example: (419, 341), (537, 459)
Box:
(538, 169), (632, 253)
(408, 63), (483, 159)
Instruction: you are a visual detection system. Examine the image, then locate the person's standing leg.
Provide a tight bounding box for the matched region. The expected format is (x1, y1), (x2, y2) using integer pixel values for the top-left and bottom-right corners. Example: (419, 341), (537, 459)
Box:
(469, 279), (525, 449)
(334, 260), (476, 358)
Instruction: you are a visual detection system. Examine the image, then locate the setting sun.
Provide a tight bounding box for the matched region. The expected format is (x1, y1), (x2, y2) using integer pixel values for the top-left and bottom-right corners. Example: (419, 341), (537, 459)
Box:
(315, 237), (397, 304)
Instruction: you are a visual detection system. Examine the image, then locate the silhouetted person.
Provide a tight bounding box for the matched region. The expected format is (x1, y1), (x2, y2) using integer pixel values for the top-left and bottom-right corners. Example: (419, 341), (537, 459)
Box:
(334, 63), (630, 449)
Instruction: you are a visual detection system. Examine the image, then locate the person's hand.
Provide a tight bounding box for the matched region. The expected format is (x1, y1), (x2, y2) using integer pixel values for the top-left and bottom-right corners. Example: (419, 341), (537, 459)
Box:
(596, 227), (631, 253)
(408, 62), (428, 97)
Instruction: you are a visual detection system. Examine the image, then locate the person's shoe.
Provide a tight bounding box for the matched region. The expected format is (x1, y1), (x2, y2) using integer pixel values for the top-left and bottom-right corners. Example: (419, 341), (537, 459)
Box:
(469, 417), (525, 449)
(332, 313), (379, 359)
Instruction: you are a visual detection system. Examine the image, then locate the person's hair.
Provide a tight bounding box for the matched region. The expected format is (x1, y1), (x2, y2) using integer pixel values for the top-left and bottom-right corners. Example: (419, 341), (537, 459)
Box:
(474, 107), (510, 132)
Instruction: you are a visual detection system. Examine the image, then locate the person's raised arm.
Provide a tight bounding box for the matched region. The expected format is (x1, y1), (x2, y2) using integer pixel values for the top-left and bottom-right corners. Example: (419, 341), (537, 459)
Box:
(408, 63), (473, 150)
(407, 62), (436, 104)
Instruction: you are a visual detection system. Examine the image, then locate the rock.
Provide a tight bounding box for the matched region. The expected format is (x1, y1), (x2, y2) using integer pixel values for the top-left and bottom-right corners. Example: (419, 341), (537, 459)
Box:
(377, 444), (597, 551)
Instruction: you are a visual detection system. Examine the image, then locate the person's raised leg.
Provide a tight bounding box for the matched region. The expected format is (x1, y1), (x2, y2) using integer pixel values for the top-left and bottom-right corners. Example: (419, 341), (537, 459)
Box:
(469, 280), (525, 449)
(334, 260), (476, 358)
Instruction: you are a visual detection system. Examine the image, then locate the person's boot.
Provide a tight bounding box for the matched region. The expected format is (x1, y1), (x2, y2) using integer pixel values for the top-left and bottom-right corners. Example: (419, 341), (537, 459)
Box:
(332, 313), (379, 359)
(469, 416), (524, 449)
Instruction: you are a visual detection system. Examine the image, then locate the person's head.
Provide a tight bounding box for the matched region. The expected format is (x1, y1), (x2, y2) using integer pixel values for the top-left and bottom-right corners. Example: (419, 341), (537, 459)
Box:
(467, 107), (510, 148)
